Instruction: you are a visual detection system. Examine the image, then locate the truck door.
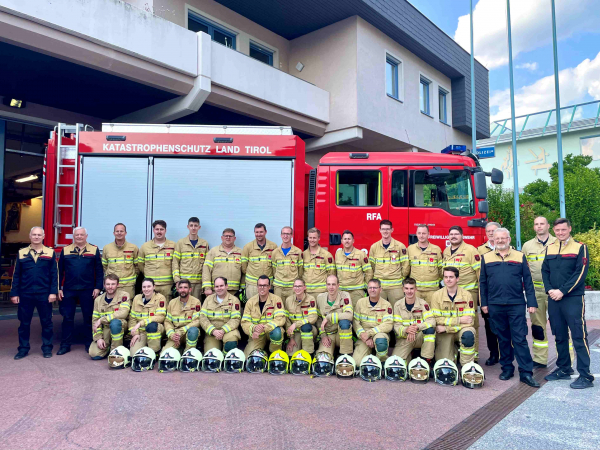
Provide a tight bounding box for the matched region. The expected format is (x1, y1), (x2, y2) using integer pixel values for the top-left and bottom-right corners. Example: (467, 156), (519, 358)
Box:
(387, 168), (410, 245)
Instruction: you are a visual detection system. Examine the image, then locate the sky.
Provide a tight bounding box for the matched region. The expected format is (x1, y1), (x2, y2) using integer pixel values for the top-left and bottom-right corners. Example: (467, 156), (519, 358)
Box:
(408, 0), (600, 124)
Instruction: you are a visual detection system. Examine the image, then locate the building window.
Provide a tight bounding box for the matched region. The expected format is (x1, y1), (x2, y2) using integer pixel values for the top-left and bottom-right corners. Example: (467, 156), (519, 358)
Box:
(336, 171), (381, 206)
(439, 88), (448, 124)
(250, 43), (274, 66)
(386, 55), (400, 100)
(188, 12), (236, 49)
(581, 135), (600, 160)
(412, 170), (474, 216)
(420, 76), (430, 115)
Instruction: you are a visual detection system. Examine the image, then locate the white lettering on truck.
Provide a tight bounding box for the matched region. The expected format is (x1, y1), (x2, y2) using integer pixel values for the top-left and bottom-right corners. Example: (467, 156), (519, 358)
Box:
(366, 213), (382, 220)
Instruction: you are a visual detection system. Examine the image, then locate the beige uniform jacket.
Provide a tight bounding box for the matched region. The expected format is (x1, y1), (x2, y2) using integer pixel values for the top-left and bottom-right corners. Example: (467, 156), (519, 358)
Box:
(271, 245), (304, 289)
(138, 239), (176, 286)
(199, 293), (242, 335)
(393, 296), (435, 338)
(369, 239), (410, 289)
(241, 293), (286, 336)
(172, 237), (209, 284)
(477, 241), (494, 256)
(102, 241), (139, 286)
(521, 236), (557, 290)
(241, 239), (277, 285)
(202, 245), (243, 290)
(442, 242), (481, 291)
(353, 297), (394, 337)
(407, 242), (443, 291)
(128, 292), (167, 330)
(430, 286), (475, 333)
(302, 247), (335, 292)
(164, 295), (202, 338)
(315, 291), (353, 335)
(285, 293), (318, 329)
(92, 289), (131, 341)
(336, 248), (373, 291)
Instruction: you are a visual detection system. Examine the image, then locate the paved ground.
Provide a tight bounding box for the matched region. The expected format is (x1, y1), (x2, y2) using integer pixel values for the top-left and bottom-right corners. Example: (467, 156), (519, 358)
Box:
(1, 312), (596, 450)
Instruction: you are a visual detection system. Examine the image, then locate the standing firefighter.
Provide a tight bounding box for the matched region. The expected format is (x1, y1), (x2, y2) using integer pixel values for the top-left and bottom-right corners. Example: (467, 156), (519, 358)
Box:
(102, 223), (138, 299)
(271, 226), (303, 300)
(302, 228), (335, 297)
(172, 217), (209, 300)
(336, 230), (373, 307)
(242, 223), (277, 300)
(406, 225), (443, 304)
(203, 228), (243, 297)
(138, 220), (175, 303)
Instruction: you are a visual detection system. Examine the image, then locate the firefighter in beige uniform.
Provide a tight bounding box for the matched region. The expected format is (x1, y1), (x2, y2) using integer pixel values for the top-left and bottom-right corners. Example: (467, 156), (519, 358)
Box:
(353, 279), (394, 363)
(302, 227), (335, 297)
(138, 220), (175, 302)
(369, 220), (410, 307)
(241, 223), (276, 300)
(316, 275), (354, 356)
(285, 279), (318, 355)
(336, 231), (373, 307)
(202, 228), (243, 296)
(406, 225), (443, 304)
(89, 274), (130, 359)
(102, 223), (138, 299)
(271, 227), (303, 300)
(128, 278), (168, 355)
(172, 217), (209, 300)
(392, 277), (436, 364)
(162, 280), (202, 354)
(199, 276), (242, 352)
(241, 275), (287, 356)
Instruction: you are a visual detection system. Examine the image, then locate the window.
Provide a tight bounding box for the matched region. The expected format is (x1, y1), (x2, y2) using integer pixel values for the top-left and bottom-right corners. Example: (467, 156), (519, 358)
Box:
(386, 55), (400, 100)
(391, 171), (407, 207)
(412, 170), (474, 216)
(250, 43), (273, 66)
(581, 135), (600, 160)
(188, 13), (236, 49)
(337, 171), (381, 206)
(420, 76), (430, 115)
(439, 88), (448, 124)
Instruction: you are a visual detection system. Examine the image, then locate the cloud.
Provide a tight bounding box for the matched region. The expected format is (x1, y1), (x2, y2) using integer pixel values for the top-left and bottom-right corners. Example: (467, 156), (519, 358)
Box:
(454, 0), (600, 70)
(516, 62), (538, 71)
(489, 52), (600, 123)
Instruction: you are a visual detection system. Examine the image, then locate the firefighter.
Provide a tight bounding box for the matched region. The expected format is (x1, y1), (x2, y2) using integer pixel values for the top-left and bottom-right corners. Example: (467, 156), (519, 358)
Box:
(162, 279), (202, 353)
(542, 218), (593, 389)
(241, 223), (277, 300)
(285, 278), (318, 356)
(89, 274), (130, 360)
(128, 278), (167, 355)
(368, 220), (410, 307)
(172, 217), (209, 300)
(353, 279), (394, 364)
(477, 221), (500, 255)
(271, 226), (303, 300)
(441, 225), (481, 358)
(521, 216), (573, 368)
(316, 275), (354, 356)
(199, 276), (242, 353)
(392, 277), (435, 365)
(431, 267), (476, 366)
(58, 226), (103, 355)
(406, 224), (443, 304)
(102, 223), (138, 299)
(241, 275), (287, 356)
(11, 227), (58, 360)
(302, 227), (335, 297)
(202, 228), (243, 297)
(480, 228), (539, 387)
(138, 220), (175, 303)
(336, 230), (373, 307)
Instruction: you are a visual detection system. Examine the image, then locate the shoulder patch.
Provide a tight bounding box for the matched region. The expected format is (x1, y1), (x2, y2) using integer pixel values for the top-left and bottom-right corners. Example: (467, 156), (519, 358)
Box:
(388, 307), (392, 314)
(469, 301), (473, 308)
(160, 301), (165, 307)
(402, 249), (407, 255)
(235, 304), (240, 311)
(277, 302), (282, 309)
(475, 254), (480, 261)
(344, 298), (349, 305)
(424, 304), (430, 311)
(311, 301), (315, 307)
(583, 257), (588, 266)
(364, 257), (368, 263)
(328, 257), (332, 263)
(122, 296), (127, 302)
(196, 305), (201, 311)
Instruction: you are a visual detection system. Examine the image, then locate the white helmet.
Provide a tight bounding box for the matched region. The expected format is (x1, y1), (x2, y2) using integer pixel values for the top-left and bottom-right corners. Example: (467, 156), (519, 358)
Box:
(407, 357), (430, 384)
(108, 346), (131, 369)
(158, 348), (181, 373)
(224, 348), (246, 373)
(202, 348), (224, 373)
(179, 348), (202, 372)
(131, 347), (156, 372)
(461, 362), (485, 389)
(384, 355), (407, 381)
(433, 358), (459, 386)
(359, 355), (382, 382)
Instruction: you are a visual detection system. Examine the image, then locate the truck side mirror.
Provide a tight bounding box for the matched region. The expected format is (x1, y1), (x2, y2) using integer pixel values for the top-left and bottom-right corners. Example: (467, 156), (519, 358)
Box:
(474, 172), (487, 200)
(478, 200), (489, 214)
(491, 168), (503, 185)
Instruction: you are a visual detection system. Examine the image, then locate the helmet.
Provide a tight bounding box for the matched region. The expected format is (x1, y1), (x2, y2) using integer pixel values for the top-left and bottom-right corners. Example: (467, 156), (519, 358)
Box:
(434, 358), (459, 386)
(461, 362), (485, 389)
(312, 352), (335, 377)
(179, 348), (202, 372)
(131, 347), (156, 372)
(247, 349), (269, 373)
(108, 346), (131, 369)
(224, 348), (246, 373)
(384, 356), (407, 381)
(290, 350), (312, 375)
(268, 350), (289, 375)
(359, 355), (382, 382)
(408, 357), (430, 384)
(158, 348), (181, 373)
(335, 354), (356, 379)
(201, 348), (224, 373)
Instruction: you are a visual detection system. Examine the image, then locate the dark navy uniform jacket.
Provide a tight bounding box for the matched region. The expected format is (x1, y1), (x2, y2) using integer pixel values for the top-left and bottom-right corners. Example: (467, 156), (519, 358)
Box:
(541, 238), (589, 297)
(10, 245), (59, 296)
(59, 243), (103, 291)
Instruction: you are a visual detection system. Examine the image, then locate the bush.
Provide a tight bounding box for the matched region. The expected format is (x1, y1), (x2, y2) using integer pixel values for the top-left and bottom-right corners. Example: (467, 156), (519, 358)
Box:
(574, 227), (600, 290)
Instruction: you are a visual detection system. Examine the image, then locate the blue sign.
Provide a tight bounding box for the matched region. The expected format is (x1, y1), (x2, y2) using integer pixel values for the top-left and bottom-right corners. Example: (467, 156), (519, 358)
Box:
(477, 146), (495, 158)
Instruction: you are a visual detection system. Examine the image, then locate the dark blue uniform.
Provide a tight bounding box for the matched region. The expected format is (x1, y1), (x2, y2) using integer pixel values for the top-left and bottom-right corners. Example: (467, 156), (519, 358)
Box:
(541, 238), (591, 379)
(10, 245), (58, 354)
(480, 248), (537, 376)
(58, 243), (103, 349)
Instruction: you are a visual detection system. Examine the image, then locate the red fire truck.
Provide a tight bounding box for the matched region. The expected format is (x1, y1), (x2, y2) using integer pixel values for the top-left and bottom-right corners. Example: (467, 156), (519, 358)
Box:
(43, 123), (502, 253)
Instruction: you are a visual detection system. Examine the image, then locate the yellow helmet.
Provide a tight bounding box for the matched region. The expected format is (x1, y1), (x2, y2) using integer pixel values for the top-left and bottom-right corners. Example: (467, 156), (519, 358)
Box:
(268, 350), (289, 375)
(290, 350), (312, 375)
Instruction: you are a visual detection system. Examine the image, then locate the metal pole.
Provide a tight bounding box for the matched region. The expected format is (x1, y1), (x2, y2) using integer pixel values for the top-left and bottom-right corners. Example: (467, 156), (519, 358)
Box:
(551, 0), (566, 217)
(506, 0), (521, 249)
(470, 0), (477, 154)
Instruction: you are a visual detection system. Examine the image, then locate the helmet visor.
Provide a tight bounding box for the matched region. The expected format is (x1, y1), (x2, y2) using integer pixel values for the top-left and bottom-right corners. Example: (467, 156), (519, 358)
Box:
(336, 363), (355, 378)
(109, 355), (125, 369)
(462, 372), (484, 389)
(132, 357), (153, 372)
(247, 357), (266, 373)
(435, 367), (458, 386)
(269, 360), (287, 375)
(313, 361), (334, 377)
(225, 359), (244, 373)
(202, 358), (221, 373)
(291, 360), (310, 375)
(410, 368), (429, 383)
(360, 365), (381, 381)
(179, 357), (199, 372)
(158, 359), (178, 372)
(385, 367), (407, 381)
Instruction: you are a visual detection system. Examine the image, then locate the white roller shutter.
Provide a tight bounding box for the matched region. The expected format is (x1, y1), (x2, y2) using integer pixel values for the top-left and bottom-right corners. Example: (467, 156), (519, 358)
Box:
(152, 158), (293, 247)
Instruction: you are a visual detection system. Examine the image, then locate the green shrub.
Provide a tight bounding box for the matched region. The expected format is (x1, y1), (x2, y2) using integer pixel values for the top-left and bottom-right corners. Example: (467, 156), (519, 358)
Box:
(574, 227), (600, 290)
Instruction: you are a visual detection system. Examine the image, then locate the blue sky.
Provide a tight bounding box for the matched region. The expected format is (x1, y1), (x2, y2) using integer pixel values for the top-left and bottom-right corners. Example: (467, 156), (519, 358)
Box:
(409, 0), (600, 123)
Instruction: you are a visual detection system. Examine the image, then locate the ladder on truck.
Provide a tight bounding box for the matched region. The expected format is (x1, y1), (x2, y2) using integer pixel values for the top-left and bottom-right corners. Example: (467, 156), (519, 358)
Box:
(53, 123), (85, 247)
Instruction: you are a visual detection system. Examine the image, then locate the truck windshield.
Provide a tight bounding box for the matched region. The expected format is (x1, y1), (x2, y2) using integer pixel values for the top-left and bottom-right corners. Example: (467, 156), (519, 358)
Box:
(413, 170), (474, 216)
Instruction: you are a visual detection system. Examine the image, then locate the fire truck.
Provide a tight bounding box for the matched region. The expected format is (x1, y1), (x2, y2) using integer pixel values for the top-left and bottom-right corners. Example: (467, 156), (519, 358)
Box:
(43, 123), (502, 253)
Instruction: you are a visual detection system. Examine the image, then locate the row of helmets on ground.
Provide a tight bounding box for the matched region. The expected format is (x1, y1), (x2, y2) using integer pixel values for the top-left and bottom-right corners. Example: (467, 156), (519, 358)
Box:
(107, 346), (484, 388)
